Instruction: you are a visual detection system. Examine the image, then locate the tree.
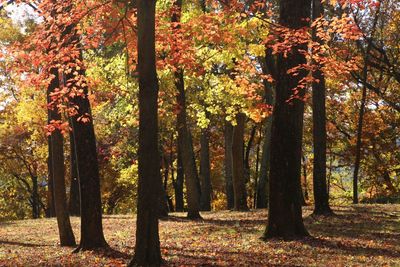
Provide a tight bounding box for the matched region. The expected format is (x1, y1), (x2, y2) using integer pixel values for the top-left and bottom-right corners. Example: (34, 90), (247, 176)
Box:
(352, 2), (381, 204)
(263, 0), (311, 239)
(174, 143), (185, 212)
(200, 126), (212, 211)
(172, 0), (202, 219)
(311, 0), (333, 215)
(256, 53), (275, 209)
(232, 113), (248, 211)
(224, 122), (235, 210)
(68, 132), (80, 216)
(129, 0), (162, 265)
(47, 68), (76, 246)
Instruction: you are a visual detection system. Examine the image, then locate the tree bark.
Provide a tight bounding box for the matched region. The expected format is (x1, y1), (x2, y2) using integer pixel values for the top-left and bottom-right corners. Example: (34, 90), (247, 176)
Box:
(69, 131), (80, 216)
(262, 0), (311, 239)
(31, 174), (39, 219)
(46, 146), (56, 218)
(174, 143), (184, 212)
(232, 113), (248, 211)
(47, 68), (76, 246)
(256, 118), (272, 209)
(200, 127), (212, 211)
(256, 48), (275, 209)
(311, 0), (332, 215)
(224, 121), (235, 210)
(129, 0), (162, 265)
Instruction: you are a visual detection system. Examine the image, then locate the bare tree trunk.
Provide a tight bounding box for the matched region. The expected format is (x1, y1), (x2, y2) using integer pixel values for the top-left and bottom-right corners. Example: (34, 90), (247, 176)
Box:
(174, 143), (184, 212)
(69, 131), (80, 216)
(224, 122), (235, 210)
(129, 0), (162, 265)
(256, 50), (275, 209)
(311, 0), (332, 215)
(256, 119), (272, 209)
(46, 143), (56, 218)
(31, 174), (39, 219)
(253, 126), (262, 208)
(232, 113), (248, 211)
(200, 127), (212, 211)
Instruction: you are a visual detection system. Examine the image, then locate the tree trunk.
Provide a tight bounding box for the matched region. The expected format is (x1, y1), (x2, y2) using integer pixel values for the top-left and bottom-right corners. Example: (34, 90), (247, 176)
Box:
(256, 48), (275, 209)
(232, 113), (248, 211)
(253, 127), (262, 208)
(159, 157), (169, 217)
(50, 5), (108, 250)
(69, 131), (80, 216)
(244, 125), (256, 186)
(31, 174), (39, 219)
(129, 0), (162, 265)
(302, 154), (309, 205)
(46, 145), (56, 218)
(352, 4), (380, 204)
(256, 118), (272, 209)
(48, 68), (76, 246)
(311, 0), (332, 215)
(224, 121), (235, 210)
(262, 0), (311, 239)
(174, 143), (184, 212)
(69, 68), (108, 251)
(173, 0), (202, 220)
(200, 127), (212, 211)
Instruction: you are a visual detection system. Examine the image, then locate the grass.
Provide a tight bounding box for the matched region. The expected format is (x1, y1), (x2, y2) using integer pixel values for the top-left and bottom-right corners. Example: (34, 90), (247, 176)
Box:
(0, 204), (399, 266)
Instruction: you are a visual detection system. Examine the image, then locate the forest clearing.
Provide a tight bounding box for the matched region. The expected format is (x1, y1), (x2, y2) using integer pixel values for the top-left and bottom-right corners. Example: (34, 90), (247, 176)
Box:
(1, 205), (399, 266)
(0, 0), (399, 266)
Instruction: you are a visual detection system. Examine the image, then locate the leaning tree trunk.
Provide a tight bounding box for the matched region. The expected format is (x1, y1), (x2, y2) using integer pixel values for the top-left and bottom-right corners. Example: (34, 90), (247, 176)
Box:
(176, 79), (202, 219)
(48, 69), (76, 246)
(173, 0), (202, 220)
(232, 113), (248, 211)
(200, 127), (212, 211)
(224, 121), (235, 210)
(174, 143), (184, 212)
(69, 131), (80, 216)
(311, 0), (333, 215)
(69, 78), (108, 250)
(262, 0), (311, 239)
(49, 3), (107, 250)
(129, 0), (162, 265)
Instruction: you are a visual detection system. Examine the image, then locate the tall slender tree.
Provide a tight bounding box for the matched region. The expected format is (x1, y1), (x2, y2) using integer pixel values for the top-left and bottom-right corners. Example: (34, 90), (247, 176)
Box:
(129, 0), (162, 265)
(172, 0), (202, 219)
(232, 113), (248, 211)
(311, 0), (333, 215)
(224, 122), (235, 210)
(200, 126), (212, 211)
(47, 68), (76, 246)
(174, 143), (185, 212)
(352, 4), (381, 204)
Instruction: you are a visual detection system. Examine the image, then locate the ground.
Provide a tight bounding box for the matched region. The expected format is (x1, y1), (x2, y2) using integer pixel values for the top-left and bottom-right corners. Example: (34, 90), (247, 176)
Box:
(0, 204), (399, 266)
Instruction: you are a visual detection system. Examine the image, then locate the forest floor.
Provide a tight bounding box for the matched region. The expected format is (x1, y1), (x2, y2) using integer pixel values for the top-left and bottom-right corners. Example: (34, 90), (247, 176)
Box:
(0, 204), (399, 266)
